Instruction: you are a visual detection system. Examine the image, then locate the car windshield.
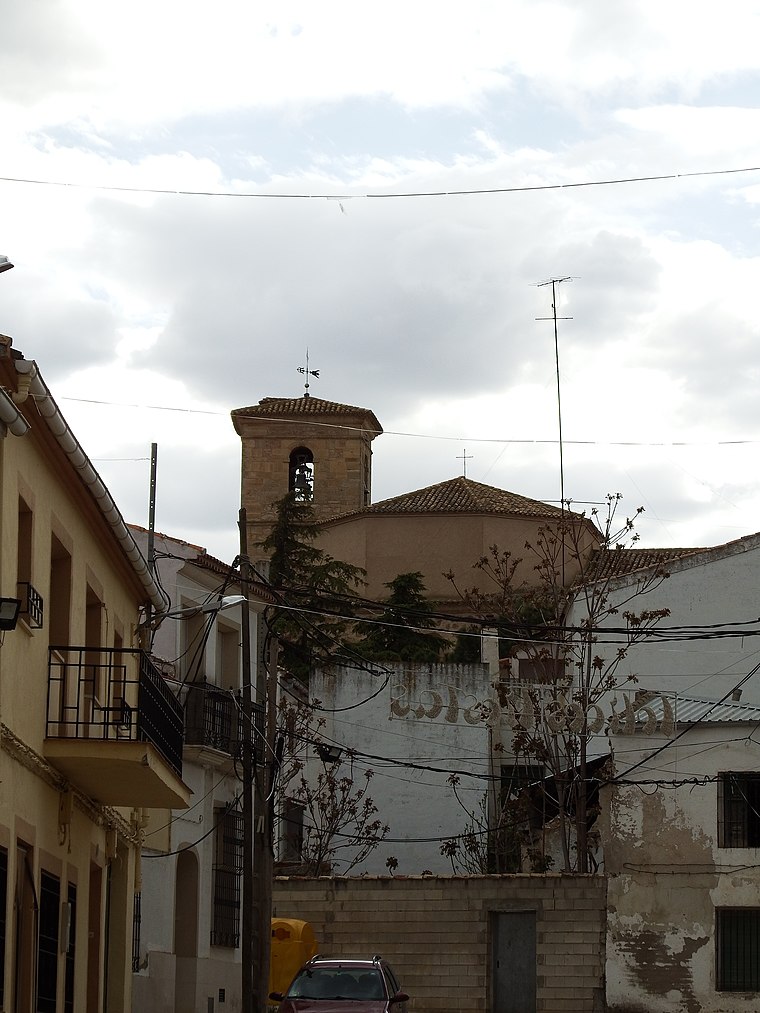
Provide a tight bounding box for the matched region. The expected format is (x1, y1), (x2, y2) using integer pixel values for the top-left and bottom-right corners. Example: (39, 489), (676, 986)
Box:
(287, 967), (386, 1000)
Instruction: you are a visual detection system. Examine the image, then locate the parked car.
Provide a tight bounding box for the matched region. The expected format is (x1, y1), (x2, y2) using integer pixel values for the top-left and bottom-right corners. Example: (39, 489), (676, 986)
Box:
(269, 954), (410, 1012)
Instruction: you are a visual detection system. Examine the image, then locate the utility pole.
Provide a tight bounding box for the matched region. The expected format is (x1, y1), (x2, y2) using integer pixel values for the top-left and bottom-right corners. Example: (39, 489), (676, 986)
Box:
(238, 508), (255, 1013)
(239, 508), (274, 1013)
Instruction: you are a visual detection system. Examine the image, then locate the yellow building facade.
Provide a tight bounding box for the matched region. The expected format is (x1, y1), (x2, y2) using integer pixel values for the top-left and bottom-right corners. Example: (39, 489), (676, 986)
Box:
(0, 336), (189, 1013)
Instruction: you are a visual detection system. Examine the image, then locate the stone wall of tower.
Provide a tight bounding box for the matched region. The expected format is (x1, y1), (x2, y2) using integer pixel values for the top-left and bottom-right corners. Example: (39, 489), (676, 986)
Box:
(234, 409), (379, 564)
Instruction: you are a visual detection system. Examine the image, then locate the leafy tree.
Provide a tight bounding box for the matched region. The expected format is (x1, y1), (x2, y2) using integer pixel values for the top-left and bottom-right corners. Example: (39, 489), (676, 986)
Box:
(260, 491), (366, 680)
(446, 494), (670, 873)
(356, 571), (448, 662)
(450, 625), (483, 663)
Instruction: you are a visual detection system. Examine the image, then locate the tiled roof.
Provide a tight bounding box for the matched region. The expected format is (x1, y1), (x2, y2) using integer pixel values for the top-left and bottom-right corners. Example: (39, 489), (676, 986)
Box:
(232, 396), (382, 432)
(359, 477), (566, 518)
(587, 546), (702, 581)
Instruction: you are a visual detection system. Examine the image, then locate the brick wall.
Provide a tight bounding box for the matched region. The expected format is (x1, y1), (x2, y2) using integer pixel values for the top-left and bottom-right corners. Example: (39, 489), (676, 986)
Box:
(273, 874), (607, 1012)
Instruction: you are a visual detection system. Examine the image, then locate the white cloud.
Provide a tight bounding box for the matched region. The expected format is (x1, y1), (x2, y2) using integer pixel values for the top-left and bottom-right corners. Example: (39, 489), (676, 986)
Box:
(2, 0), (760, 563)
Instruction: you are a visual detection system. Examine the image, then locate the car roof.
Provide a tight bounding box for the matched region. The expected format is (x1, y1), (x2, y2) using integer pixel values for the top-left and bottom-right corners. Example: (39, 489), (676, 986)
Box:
(302, 956), (389, 969)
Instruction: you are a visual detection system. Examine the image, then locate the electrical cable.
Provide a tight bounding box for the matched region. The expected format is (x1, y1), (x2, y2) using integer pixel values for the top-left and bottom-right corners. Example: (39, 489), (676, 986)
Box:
(143, 795), (242, 858)
(2, 161), (759, 201)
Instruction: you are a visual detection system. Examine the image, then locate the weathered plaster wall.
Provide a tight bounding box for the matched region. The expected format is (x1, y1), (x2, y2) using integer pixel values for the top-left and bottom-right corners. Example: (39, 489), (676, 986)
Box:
(603, 728), (760, 1012)
(310, 663), (497, 875)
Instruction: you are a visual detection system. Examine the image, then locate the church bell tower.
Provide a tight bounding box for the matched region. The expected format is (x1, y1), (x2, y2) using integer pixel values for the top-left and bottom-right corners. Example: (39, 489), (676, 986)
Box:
(231, 394), (382, 565)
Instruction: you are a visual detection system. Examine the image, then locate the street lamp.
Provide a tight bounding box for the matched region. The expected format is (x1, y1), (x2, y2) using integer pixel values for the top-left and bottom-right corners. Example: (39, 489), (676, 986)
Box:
(316, 743), (342, 765)
(0, 597), (21, 631)
(0, 256), (14, 274)
(160, 595), (247, 621)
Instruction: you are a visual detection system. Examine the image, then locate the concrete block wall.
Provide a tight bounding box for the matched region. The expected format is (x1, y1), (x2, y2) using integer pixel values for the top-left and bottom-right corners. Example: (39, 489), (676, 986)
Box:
(273, 874), (607, 1012)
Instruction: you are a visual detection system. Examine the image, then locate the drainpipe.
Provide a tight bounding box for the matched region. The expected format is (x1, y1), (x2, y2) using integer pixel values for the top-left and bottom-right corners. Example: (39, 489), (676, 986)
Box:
(0, 388), (29, 437)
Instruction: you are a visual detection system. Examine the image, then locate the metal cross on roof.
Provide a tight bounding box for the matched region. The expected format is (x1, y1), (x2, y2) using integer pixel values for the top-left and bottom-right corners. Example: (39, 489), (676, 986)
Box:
(457, 448), (473, 478)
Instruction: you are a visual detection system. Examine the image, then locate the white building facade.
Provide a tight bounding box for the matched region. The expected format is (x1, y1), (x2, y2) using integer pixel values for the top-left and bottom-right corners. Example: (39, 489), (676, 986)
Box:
(129, 528), (271, 1013)
(564, 532), (760, 1009)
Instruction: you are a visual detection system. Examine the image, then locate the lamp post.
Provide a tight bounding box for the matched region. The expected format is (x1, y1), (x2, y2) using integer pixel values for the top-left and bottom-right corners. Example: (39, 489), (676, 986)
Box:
(0, 256), (14, 274)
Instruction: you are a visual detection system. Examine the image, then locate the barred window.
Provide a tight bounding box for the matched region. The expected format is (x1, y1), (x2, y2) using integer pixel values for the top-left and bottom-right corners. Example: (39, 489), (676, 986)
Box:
(211, 807), (244, 948)
(0, 847), (6, 1007)
(131, 891), (141, 973)
(718, 773), (760, 848)
(717, 908), (760, 991)
(37, 872), (60, 1013)
(64, 883), (76, 1013)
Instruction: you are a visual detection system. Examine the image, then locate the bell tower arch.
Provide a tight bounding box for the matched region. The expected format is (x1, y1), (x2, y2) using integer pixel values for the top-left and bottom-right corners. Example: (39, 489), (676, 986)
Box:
(231, 395), (382, 564)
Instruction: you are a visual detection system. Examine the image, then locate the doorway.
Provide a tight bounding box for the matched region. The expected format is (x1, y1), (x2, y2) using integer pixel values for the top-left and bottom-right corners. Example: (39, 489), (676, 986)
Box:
(491, 910), (536, 1013)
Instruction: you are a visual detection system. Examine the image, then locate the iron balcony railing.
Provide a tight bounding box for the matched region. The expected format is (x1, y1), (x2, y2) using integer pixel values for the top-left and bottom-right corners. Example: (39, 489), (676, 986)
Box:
(47, 647), (184, 777)
(184, 683), (265, 763)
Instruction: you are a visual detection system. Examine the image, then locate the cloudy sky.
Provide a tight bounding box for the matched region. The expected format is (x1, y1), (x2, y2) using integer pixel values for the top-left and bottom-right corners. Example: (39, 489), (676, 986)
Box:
(3, 0), (760, 564)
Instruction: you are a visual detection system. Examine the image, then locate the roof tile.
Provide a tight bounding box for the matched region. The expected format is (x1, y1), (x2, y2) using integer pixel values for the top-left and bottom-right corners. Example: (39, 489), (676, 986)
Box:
(232, 396), (382, 432)
(358, 476), (566, 518)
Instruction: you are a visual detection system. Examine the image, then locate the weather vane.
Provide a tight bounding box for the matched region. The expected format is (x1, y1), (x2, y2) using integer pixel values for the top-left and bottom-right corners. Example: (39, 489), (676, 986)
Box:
(297, 350), (320, 398)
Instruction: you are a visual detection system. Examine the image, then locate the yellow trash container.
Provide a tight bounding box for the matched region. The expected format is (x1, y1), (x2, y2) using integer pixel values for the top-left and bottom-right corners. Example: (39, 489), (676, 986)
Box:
(269, 918), (318, 999)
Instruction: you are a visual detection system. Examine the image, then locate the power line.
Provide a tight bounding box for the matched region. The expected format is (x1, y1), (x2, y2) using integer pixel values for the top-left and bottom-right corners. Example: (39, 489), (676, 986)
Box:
(1, 162), (758, 201)
(57, 394), (760, 449)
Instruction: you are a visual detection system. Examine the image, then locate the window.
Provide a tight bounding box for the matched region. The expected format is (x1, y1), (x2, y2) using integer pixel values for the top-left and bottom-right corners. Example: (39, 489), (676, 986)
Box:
(717, 908), (760, 991)
(49, 533), (72, 647)
(0, 847), (6, 1007)
(718, 773), (760, 847)
(211, 807), (243, 948)
(279, 799), (305, 864)
(363, 455), (370, 506)
(64, 883), (76, 1013)
(501, 763), (545, 799)
(516, 656), (566, 684)
(16, 496), (43, 628)
(217, 625), (240, 687)
(131, 891), (141, 974)
(37, 871), (60, 1013)
(288, 447), (314, 501)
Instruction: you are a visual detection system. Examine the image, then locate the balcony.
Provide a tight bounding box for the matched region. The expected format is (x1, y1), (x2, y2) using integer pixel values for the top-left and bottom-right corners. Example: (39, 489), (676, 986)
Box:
(184, 683), (265, 764)
(45, 647), (191, 809)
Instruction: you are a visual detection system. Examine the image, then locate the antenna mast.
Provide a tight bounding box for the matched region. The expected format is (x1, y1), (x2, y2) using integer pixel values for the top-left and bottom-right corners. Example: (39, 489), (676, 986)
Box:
(535, 277), (573, 510)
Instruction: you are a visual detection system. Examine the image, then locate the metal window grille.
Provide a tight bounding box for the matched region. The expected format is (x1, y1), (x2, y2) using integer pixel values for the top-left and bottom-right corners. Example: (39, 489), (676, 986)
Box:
(718, 773), (760, 848)
(16, 581), (43, 628)
(132, 891), (142, 972)
(0, 847), (6, 1008)
(717, 908), (760, 991)
(211, 808), (244, 948)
